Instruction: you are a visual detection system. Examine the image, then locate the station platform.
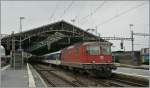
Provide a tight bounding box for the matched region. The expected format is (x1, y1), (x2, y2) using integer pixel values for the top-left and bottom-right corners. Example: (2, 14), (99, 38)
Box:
(1, 63), (46, 88)
(114, 63), (149, 70)
(113, 66), (149, 80)
(1, 65), (28, 88)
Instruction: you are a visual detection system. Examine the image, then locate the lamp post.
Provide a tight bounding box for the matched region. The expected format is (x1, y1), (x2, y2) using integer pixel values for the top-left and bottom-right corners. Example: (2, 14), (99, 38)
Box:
(130, 24), (137, 65)
(19, 17), (25, 51)
(130, 24), (134, 54)
(71, 19), (75, 36)
(19, 17), (25, 67)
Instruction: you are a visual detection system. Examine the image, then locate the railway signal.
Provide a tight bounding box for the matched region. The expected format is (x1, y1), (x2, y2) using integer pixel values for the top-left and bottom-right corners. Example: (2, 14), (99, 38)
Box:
(100, 37), (132, 50)
(120, 40), (124, 49)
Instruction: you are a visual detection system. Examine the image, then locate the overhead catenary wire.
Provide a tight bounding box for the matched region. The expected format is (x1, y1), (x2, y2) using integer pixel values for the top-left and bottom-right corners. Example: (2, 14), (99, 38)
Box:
(59, 1), (74, 20)
(126, 44), (149, 46)
(70, 2), (88, 26)
(49, 1), (59, 22)
(80, 1), (106, 25)
(94, 2), (147, 28)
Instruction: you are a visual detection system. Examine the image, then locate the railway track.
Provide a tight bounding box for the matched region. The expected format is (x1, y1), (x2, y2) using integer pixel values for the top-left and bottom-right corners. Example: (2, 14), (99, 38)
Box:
(91, 78), (125, 87)
(32, 64), (149, 87)
(73, 74), (148, 87)
(111, 77), (148, 87)
(73, 74), (130, 87)
(33, 64), (86, 87)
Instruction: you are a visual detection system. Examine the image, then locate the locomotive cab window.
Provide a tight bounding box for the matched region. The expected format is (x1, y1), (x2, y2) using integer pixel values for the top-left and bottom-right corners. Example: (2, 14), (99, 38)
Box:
(102, 46), (111, 55)
(86, 46), (100, 55)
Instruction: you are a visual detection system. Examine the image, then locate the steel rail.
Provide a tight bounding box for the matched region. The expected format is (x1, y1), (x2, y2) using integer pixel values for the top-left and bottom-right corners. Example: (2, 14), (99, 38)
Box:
(111, 78), (148, 87)
(33, 64), (83, 87)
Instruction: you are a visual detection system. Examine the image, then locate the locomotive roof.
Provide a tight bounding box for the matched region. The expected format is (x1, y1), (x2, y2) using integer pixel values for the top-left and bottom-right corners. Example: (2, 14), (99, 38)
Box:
(83, 42), (112, 46)
(65, 42), (111, 50)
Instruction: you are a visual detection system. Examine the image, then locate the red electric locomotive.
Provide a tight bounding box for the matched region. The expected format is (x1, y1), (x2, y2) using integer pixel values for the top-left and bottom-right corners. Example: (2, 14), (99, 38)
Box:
(61, 42), (116, 77)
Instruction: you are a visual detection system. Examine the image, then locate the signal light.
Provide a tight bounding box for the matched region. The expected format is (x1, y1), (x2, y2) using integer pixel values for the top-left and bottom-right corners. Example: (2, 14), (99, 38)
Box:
(120, 42), (123, 49)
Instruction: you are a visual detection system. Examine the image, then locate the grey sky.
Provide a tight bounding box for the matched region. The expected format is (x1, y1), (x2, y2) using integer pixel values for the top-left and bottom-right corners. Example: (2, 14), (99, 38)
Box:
(1, 1), (149, 51)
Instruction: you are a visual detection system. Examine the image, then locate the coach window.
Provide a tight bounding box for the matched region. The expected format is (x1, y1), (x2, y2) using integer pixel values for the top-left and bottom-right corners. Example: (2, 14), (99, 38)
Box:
(86, 46), (100, 55)
(56, 54), (60, 60)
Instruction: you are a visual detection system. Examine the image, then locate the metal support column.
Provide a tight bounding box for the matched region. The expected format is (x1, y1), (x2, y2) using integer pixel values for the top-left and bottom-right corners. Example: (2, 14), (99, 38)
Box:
(131, 30), (134, 54)
(19, 17), (25, 67)
(11, 31), (15, 68)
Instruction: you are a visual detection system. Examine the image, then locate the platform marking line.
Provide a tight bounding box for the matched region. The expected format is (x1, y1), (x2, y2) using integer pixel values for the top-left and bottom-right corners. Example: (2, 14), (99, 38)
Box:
(113, 71), (149, 80)
(117, 64), (149, 69)
(29, 64), (48, 88)
(1, 65), (10, 71)
(27, 63), (36, 88)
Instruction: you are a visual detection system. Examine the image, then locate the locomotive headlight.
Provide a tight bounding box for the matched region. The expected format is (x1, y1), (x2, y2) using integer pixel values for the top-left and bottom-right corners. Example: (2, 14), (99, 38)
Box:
(92, 61), (95, 63)
(107, 60), (110, 63)
(100, 56), (104, 60)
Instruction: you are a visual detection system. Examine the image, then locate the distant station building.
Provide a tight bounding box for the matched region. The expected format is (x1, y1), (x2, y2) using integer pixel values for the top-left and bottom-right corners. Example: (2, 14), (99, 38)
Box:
(112, 51), (141, 65)
(1, 45), (5, 57)
(112, 48), (149, 65)
(1, 45), (10, 66)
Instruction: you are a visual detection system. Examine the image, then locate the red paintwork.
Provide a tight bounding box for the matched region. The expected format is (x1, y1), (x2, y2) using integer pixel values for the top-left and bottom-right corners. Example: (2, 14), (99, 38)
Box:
(61, 42), (112, 64)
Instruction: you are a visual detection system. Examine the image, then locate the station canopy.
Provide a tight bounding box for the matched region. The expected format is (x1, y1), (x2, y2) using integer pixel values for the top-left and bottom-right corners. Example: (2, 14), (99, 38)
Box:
(1, 20), (110, 56)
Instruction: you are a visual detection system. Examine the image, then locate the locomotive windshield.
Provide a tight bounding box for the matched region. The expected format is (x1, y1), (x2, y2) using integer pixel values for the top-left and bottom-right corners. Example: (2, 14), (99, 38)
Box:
(102, 46), (111, 55)
(86, 46), (100, 55)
